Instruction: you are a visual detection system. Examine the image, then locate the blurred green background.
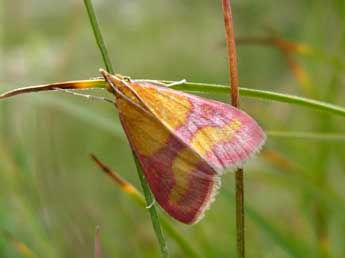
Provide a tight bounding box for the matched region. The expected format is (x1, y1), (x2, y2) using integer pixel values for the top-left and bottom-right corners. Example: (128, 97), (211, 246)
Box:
(1, 1), (345, 258)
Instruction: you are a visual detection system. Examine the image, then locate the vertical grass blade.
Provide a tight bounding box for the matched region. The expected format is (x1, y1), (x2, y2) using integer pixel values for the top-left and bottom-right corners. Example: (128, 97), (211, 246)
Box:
(82, 1), (169, 257)
(134, 158), (169, 258)
(83, 0), (114, 74)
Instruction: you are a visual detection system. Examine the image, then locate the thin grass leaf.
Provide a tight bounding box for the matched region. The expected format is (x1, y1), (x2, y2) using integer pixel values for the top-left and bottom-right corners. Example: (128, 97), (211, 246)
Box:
(3, 231), (38, 258)
(283, 53), (315, 98)
(261, 148), (299, 172)
(237, 36), (316, 97)
(169, 82), (345, 117)
(2, 79), (344, 118)
(236, 36), (345, 72)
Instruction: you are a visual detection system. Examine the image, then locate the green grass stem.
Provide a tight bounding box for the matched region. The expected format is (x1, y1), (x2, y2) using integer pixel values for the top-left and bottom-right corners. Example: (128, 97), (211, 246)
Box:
(83, 1), (169, 257)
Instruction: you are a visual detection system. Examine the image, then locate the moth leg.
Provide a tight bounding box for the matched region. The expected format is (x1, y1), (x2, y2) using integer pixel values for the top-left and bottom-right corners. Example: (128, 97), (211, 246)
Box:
(166, 79), (187, 87)
(54, 88), (116, 106)
(88, 76), (104, 80)
(146, 199), (156, 209)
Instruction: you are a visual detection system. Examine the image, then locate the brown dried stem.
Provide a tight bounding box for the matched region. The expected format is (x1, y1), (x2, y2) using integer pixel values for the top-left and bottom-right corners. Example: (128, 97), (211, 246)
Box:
(94, 226), (101, 258)
(222, 0), (239, 107)
(221, 1), (245, 258)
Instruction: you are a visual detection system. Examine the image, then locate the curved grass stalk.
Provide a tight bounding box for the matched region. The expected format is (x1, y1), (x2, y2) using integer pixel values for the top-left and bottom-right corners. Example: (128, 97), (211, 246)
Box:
(169, 82), (345, 117)
(2, 80), (344, 118)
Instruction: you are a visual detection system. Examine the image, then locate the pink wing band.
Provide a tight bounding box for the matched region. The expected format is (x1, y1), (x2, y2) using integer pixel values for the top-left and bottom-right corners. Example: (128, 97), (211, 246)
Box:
(120, 115), (219, 224)
(173, 93), (266, 172)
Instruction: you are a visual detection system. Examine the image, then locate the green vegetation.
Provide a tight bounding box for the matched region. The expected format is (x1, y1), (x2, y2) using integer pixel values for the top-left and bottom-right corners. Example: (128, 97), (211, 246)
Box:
(1, 1), (344, 258)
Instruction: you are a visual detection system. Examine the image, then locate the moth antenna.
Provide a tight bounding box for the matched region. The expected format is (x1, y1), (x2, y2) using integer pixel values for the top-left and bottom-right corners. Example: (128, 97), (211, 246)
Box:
(99, 69), (135, 102)
(133, 79), (187, 88)
(118, 79), (144, 103)
(109, 73), (165, 117)
(99, 69), (154, 116)
(54, 88), (116, 106)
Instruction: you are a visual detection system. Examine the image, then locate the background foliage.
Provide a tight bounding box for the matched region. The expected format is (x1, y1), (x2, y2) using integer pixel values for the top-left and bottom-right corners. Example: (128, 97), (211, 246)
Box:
(1, 1), (344, 258)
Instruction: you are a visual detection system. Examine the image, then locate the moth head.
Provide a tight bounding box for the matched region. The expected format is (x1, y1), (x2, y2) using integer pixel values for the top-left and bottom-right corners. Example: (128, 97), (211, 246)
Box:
(99, 69), (131, 96)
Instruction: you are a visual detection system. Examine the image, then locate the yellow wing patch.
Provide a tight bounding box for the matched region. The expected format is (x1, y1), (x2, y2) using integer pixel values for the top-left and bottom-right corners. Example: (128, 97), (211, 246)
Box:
(131, 84), (192, 130)
(190, 119), (242, 156)
(118, 98), (170, 156)
(169, 147), (201, 204)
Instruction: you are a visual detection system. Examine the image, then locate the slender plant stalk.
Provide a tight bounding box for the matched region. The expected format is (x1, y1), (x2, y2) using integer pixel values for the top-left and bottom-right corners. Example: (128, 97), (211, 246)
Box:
(221, 1), (245, 257)
(134, 158), (169, 258)
(222, 0), (239, 107)
(83, 0), (114, 74)
(83, 1), (169, 257)
(94, 226), (101, 258)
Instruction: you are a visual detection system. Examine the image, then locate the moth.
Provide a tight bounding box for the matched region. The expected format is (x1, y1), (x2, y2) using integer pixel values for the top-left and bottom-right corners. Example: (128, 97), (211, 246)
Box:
(0, 69), (266, 224)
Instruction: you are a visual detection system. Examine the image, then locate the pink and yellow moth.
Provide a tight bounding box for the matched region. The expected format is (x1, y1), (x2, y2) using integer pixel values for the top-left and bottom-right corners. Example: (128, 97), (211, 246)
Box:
(0, 69), (266, 224)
